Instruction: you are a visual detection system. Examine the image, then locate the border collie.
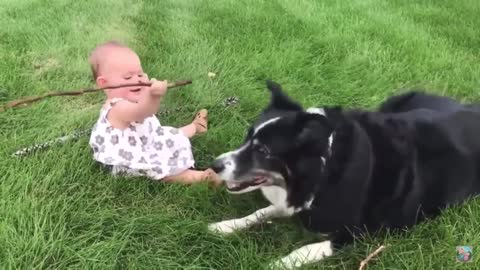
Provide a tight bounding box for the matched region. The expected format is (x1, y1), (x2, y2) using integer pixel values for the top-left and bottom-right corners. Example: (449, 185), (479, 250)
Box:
(208, 80), (480, 269)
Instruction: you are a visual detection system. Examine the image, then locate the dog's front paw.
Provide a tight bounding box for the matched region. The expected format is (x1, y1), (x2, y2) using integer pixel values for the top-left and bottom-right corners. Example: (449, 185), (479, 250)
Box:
(208, 220), (238, 235)
(269, 241), (333, 269)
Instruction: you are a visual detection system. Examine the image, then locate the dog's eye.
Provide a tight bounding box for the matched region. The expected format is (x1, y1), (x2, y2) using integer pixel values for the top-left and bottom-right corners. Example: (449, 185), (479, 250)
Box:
(253, 144), (269, 155)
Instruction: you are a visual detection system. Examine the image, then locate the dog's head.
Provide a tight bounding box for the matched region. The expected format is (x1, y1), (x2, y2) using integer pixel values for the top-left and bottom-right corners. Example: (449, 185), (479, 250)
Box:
(211, 80), (334, 194)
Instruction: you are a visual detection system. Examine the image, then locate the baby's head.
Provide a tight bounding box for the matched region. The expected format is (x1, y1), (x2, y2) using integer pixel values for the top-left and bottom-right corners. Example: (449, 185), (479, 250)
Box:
(89, 40), (149, 102)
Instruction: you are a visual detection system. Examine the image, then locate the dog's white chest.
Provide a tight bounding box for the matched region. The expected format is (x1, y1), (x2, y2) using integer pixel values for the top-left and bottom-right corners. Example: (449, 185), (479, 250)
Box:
(261, 186), (288, 208)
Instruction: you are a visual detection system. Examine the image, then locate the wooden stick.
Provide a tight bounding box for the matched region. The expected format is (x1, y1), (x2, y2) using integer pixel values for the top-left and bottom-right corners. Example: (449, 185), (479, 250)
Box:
(0, 80), (192, 112)
(358, 245), (386, 270)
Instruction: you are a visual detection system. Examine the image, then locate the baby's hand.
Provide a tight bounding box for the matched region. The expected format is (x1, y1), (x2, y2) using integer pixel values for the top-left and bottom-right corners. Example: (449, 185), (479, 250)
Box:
(149, 78), (168, 97)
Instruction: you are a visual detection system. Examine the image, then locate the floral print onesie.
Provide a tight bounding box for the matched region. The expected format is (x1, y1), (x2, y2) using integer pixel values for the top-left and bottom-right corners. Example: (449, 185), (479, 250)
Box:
(89, 98), (195, 180)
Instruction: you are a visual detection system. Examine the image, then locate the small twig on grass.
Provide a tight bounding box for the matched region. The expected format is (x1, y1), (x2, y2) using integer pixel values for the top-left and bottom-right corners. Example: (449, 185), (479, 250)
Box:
(358, 245), (386, 270)
(0, 80), (192, 112)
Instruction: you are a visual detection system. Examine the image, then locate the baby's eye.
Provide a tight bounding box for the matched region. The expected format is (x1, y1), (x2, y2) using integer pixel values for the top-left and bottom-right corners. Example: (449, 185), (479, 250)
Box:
(138, 73), (144, 77)
(124, 76), (132, 80)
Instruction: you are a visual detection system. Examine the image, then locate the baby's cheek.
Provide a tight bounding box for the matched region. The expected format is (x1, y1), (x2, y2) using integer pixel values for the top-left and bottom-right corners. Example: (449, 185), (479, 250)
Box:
(121, 88), (133, 97)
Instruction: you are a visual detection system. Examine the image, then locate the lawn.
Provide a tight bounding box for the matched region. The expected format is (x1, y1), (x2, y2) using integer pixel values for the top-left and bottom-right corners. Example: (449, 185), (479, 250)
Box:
(1, 0), (480, 269)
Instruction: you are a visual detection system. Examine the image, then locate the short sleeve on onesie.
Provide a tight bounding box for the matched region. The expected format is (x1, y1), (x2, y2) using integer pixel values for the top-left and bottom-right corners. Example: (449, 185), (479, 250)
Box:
(89, 98), (195, 180)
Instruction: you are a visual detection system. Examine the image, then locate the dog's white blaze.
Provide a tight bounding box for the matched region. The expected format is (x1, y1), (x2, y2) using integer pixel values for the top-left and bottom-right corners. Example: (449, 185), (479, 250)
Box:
(217, 159), (235, 181)
(271, 241), (333, 269)
(215, 143), (250, 181)
(306, 107), (326, 116)
(216, 142), (249, 160)
(215, 117), (282, 183)
(253, 117), (281, 135)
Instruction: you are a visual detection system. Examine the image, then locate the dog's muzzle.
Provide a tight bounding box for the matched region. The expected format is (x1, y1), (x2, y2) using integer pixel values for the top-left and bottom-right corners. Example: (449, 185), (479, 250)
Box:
(211, 158), (226, 174)
(210, 152), (238, 182)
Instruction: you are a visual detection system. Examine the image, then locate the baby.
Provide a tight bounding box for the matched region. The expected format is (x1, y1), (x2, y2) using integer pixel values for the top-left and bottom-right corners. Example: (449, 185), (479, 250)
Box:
(88, 40), (221, 185)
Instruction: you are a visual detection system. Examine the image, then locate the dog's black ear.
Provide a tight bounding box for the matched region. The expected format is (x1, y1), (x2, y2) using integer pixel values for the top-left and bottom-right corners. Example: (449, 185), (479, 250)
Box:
(265, 80), (303, 112)
(295, 112), (332, 154)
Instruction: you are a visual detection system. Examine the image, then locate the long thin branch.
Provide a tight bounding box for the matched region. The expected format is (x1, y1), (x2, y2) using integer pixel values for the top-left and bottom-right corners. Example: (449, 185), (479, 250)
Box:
(0, 80), (192, 112)
(358, 245), (386, 270)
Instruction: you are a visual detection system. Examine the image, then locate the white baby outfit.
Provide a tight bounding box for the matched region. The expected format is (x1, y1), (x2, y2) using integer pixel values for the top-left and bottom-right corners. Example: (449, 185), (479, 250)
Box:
(89, 98), (195, 180)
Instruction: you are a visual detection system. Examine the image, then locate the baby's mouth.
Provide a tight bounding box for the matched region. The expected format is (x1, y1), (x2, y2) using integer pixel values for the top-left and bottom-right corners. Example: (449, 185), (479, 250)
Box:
(130, 88), (141, 93)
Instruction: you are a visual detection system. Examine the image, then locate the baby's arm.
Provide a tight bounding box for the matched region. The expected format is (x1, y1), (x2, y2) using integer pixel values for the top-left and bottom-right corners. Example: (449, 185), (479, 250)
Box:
(109, 79), (167, 124)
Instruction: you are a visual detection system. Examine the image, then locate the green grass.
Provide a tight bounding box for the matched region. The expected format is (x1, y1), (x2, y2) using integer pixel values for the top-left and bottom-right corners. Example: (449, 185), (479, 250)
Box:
(1, 0), (480, 269)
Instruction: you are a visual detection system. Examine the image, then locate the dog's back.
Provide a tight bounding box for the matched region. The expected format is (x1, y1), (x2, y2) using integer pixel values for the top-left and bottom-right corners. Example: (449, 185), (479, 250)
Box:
(378, 90), (479, 114)
(415, 110), (480, 196)
(378, 91), (480, 200)
(352, 101), (480, 232)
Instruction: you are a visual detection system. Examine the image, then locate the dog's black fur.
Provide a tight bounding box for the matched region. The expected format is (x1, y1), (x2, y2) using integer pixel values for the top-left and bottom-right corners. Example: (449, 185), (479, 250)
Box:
(212, 81), (480, 251)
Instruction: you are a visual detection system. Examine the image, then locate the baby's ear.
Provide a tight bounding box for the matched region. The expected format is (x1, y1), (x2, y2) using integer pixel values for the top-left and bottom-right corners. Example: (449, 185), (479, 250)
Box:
(96, 76), (107, 87)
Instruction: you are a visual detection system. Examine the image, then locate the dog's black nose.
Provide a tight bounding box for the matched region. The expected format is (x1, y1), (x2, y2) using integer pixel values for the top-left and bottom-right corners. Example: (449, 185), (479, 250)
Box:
(211, 159), (225, 173)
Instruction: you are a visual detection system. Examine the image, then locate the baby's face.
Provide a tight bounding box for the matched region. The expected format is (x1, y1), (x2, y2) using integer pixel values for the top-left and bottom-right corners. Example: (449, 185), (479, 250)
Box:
(98, 49), (149, 102)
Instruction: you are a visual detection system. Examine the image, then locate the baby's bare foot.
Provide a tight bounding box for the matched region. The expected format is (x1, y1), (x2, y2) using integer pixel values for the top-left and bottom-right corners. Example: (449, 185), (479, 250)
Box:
(204, 168), (223, 187)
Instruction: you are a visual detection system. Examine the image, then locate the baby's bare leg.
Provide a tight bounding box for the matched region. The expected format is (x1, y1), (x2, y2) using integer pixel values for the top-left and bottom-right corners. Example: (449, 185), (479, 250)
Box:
(179, 109), (209, 138)
(163, 168), (222, 186)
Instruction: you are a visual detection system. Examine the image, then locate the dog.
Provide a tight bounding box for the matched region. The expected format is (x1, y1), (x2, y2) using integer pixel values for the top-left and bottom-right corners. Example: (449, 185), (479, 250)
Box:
(208, 80), (480, 269)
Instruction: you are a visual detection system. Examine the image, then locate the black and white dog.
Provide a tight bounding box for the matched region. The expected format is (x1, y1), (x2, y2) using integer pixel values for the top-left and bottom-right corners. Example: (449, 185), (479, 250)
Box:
(208, 80), (480, 269)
